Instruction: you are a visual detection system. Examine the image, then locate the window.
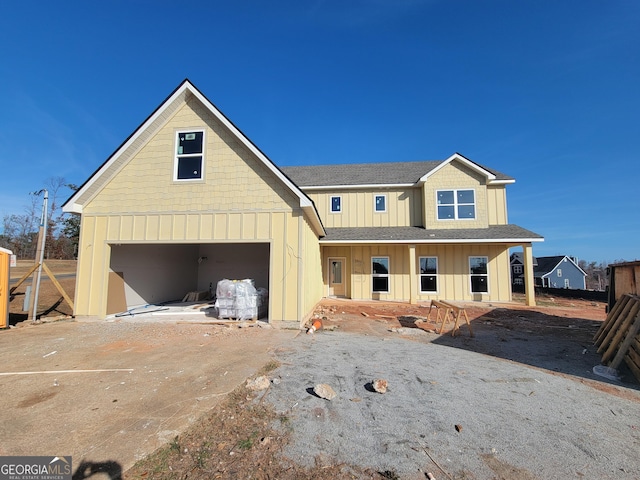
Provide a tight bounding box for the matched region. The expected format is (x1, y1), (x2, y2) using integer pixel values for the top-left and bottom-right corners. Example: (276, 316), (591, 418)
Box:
(564, 278), (570, 288)
(513, 278), (524, 285)
(513, 265), (523, 274)
(419, 257), (438, 293)
(374, 194), (386, 212)
(372, 257), (389, 292)
(437, 189), (475, 220)
(469, 256), (488, 293)
(557, 269), (562, 277)
(330, 196), (341, 213)
(175, 130), (204, 180)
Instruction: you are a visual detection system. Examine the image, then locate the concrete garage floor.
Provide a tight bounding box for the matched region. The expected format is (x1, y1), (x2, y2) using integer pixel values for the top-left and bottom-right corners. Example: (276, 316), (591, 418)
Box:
(0, 318), (296, 476)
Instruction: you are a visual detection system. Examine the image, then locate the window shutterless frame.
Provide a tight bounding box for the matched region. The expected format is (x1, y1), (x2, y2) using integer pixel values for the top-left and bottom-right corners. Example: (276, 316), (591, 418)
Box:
(469, 256), (489, 294)
(374, 194), (387, 213)
(174, 129), (205, 181)
(436, 189), (476, 220)
(419, 256), (438, 293)
(330, 195), (342, 213)
(372, 256), (390, 293)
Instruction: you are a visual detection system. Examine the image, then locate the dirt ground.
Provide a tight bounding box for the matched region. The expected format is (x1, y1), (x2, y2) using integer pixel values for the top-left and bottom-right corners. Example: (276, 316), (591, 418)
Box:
(6, 262), (640, 478)
(9, 259), (76, 323)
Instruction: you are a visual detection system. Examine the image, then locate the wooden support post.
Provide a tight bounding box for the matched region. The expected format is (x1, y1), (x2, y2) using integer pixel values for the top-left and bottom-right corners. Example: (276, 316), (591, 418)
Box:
(41, 262), (74, 311)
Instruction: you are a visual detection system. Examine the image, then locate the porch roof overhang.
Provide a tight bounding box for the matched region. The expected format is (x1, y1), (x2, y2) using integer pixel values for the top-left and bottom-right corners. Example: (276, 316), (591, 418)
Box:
(319, 225), (544, 245)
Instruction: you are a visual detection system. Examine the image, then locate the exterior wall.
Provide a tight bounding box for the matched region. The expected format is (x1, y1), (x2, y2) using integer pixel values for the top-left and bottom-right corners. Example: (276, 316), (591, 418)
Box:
(543, 260), (586, 289)
(321, 243), (512, 303)
(423, 161), (489, 229)
(74, 96), (321, 321)
(300, 215), (324, 323)
(306, 188), (422, 228)
(486, 185), (508, 225)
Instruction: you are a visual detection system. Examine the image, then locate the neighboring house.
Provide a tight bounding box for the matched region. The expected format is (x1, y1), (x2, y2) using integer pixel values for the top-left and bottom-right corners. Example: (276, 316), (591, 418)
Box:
(63, 79), (543, 323)
(510, 251), (538, 286)
(534, 256), (587, 289)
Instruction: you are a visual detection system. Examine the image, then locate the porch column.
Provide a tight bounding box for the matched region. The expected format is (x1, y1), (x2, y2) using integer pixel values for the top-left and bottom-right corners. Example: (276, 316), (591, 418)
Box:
(409, 244), (417, 304)
(522, 243), (536, 306)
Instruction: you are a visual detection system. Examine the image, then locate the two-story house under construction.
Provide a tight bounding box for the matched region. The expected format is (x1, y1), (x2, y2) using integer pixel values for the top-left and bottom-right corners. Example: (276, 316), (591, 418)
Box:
(63, 79), (543, 324)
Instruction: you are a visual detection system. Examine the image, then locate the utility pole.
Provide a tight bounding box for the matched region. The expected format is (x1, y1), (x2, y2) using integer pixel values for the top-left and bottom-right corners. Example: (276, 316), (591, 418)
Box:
(28, 189), (48, 322)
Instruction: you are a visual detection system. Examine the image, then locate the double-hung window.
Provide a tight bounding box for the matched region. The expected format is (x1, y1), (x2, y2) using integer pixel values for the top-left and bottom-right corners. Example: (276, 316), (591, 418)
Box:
(437, 189), (475, 220)
(419, 257), (438, 293)
(175, 130), (204, 180)
(469, 256), (489, 293)
(372, 257), (389, 293)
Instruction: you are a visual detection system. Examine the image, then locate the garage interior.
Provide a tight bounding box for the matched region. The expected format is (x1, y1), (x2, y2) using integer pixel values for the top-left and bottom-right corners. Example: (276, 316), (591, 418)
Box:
(107, 243), (270, 319)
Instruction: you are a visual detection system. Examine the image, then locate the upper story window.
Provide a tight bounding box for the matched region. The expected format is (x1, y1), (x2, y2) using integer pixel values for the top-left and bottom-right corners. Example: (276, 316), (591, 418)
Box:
(374, 194), (387, 213)
(513, 265), (523, 274)
(330, 196), (342, 213)
(437, 189), (475, 220)
(175, 130), (204, 181)
(557, 269), (562, 277)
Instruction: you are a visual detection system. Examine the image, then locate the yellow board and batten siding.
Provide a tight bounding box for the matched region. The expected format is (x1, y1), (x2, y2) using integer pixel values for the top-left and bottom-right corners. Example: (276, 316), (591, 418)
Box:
(74, 96), (319, 321)
(309, 188), (423, 228)
(322, 243), (512, 303)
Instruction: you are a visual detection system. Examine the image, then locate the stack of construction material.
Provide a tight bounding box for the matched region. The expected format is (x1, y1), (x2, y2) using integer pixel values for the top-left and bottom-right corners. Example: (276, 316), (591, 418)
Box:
(215, 279), (268, 320)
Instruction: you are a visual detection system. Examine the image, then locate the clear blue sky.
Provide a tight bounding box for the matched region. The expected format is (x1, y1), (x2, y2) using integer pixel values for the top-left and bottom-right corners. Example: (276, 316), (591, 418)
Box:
(1, 1), (638, 263)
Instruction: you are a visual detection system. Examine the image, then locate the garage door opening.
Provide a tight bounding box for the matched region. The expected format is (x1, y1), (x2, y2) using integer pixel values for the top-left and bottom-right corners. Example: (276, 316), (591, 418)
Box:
(107, 243), (270, 319)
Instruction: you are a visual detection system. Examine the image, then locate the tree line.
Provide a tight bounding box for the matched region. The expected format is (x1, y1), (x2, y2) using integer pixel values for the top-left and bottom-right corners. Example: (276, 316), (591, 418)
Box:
(0, 177), (79, 260)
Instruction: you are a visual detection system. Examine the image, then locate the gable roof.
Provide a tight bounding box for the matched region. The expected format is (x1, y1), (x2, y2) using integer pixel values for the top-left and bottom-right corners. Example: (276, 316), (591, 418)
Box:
(62, 79), (325, 236)
(281, 153), (514, 189)
(534, 255), (587, 277)
(510, 251), (538, 266)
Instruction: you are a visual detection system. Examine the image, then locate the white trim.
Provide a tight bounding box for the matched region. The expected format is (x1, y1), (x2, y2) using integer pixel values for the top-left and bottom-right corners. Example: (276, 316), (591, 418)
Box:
(419, 153), (496, 183)
(329, 195), (342, 213)
(301, 183), (415, 191)
(320, 237), (544, 244)
(436, 188), (476, 221)
(173, 128), (205, 182)
(374, 194), (387, 213)
(371, 256), (390, 293)
(418, 256), (438, 294)
(62, 80), (326, 236)
(469, 255), (490, 295)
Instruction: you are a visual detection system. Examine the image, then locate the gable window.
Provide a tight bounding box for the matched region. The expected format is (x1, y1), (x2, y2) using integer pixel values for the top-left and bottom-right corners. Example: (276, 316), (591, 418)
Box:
(419, 256), (438, 293)
(374, 194), (387, 212)
(437, 189), (475, 220)
(330, 196), (342, 213)
(469, 256), (488, 293)
(175, 130), (204, 180)
(372, 257), (389, 293)
(557, 269), (562, 277)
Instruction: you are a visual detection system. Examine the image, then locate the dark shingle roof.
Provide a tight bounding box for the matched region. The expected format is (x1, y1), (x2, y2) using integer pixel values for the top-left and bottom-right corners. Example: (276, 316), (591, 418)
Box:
(320, 225), (543, 243)
(534, 256), (567, 276)
(281, 159), (514, 187)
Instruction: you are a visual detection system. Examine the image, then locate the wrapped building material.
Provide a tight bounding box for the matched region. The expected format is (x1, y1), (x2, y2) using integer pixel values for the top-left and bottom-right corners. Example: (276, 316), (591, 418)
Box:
(214, 279), (267, 320)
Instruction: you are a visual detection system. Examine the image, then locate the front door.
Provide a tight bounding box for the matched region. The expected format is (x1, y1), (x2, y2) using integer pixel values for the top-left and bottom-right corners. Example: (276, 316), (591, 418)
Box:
(328, 258), (345, 297)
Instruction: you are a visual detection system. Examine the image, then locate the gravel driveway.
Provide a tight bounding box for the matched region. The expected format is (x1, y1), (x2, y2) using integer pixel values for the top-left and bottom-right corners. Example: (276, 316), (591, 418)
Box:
(265, 319), (640, 479)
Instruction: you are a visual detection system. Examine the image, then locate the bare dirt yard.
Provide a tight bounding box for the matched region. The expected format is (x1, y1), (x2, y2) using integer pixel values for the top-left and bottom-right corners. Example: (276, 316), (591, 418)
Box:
(6, 263), (640, 479)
